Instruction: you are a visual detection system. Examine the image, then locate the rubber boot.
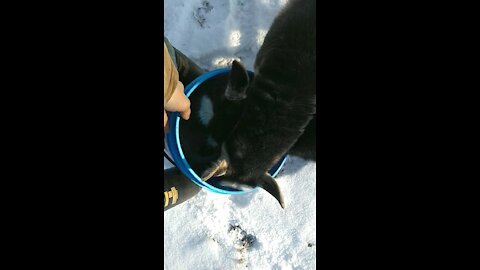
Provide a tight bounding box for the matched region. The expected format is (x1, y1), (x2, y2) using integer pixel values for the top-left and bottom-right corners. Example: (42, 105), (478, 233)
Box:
(164, 167), (202, 211)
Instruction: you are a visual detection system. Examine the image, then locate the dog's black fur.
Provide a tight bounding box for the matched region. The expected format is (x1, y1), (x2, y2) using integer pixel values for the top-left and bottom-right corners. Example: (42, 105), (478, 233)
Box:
(179, 72), (251, 174)
(201, 0), (316, 208)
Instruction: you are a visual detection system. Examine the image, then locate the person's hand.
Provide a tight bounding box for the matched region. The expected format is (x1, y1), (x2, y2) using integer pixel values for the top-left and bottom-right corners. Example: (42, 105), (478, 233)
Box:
(164, 81), (191, 130)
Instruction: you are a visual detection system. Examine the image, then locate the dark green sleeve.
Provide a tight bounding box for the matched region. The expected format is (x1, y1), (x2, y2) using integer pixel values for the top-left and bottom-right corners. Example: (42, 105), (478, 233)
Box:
(164, 36), (206, 85)
(163, 37), (178, 69)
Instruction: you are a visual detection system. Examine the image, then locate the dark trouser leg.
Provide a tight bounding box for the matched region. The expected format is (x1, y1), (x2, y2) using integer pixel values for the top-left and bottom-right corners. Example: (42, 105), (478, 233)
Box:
(164, 36), (206, 86)
(173, 48), (206, 85)
(164, 167), (202, 211)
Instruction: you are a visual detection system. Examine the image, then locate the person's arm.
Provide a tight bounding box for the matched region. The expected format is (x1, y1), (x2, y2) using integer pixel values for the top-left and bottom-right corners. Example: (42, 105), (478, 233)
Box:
(164, 42), (178, 107)
(164, 42), (191, 127)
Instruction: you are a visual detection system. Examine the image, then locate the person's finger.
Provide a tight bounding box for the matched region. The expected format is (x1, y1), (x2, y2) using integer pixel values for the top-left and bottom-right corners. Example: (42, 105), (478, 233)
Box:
(180, 107), (191, 121)
(164, 90), (190, 113)
(177, 95), (190, 116)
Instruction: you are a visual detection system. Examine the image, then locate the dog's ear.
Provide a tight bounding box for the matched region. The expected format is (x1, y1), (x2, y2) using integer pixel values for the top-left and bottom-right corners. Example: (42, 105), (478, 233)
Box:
(225, 60), (249, 101)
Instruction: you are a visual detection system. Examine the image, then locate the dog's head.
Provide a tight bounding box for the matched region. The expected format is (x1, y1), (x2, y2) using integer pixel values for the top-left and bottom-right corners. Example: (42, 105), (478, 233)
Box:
(178, 60), (250, 171)
(200, 60), (285, 208)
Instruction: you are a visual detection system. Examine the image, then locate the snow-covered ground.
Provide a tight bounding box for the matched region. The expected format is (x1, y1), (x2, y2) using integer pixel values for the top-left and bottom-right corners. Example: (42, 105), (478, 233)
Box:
(164, 0), (316, 269)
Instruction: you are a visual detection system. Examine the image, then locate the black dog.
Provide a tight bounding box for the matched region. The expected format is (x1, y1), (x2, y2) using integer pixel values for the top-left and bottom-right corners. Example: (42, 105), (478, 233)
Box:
(200, 0), (316, 208)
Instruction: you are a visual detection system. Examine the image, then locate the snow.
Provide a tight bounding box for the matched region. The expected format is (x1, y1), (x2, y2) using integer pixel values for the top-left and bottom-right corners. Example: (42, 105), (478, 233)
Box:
(164, 0), (316, 269)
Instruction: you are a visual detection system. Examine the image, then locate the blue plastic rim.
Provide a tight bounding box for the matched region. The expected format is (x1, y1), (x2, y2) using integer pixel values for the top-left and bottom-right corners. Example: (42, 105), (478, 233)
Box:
(165, 68), (288, 195)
